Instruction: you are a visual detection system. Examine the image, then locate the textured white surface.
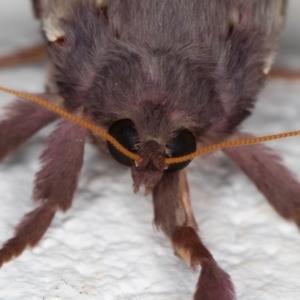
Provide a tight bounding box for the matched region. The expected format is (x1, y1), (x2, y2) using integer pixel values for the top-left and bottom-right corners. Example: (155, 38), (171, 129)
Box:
(0, 1), (300, 300)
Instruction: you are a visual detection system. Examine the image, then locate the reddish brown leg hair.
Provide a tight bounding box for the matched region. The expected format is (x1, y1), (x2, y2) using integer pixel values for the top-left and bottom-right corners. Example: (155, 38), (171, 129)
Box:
(173, 226), (235, 300)
(0, 98), (59, 162)
(0, 43), (47, 69)
(0, 119), (87, 266)
(152, 171), (235, 300)
(0, 0), (45, 69)
(223, 131), (300, 228)
(269, 68), (300, 80)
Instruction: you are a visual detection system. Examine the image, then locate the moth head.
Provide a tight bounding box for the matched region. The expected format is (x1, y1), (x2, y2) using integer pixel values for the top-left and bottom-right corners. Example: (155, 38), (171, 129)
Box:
(107, 118), (197, 191)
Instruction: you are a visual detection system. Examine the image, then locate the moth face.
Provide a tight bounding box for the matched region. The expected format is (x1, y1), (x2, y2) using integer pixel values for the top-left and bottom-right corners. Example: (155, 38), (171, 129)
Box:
(107, 118), (197, 191)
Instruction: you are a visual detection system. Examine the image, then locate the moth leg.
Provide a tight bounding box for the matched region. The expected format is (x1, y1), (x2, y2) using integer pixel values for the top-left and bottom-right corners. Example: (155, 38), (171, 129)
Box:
(152, 172), (235, 300)
(0, 119), (87, 267)
(178, 170), (198, 230)
(0, 0), (46, 69)
(0, 43), (47, 69)
(0, 97), (60, 162)
(269, 68), (300, 80)
(173, 226), (235, 300)
(223, 131), (300, 228)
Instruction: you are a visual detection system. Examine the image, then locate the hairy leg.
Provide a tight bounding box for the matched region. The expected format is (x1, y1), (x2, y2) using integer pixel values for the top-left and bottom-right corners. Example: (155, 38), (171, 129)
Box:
(0, 43), (47, 69)
(223, 131), (300, 227)
(269, 68), (300, 80)
(178, 170), (198, 230)
(0, 118), (87, 266)
(0, 97), (60, 162)
(152, 171), (235, 300)
(173, 226), (235, 300)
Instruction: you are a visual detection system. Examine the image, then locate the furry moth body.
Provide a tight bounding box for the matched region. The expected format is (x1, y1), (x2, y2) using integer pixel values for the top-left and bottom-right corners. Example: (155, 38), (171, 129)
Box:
(1, 1), (300, 300)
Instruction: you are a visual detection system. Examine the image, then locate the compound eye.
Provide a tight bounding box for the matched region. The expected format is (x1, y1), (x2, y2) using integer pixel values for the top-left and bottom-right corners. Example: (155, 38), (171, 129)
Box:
(107, 119), (138, 167)
(165, 129), (197, 173)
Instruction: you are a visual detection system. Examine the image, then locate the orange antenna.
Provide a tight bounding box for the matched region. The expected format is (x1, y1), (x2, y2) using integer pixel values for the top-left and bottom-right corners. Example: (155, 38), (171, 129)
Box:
(0, 86), (140, 161)
(165, 131), (300, 164)
(1, 85), (300, 165)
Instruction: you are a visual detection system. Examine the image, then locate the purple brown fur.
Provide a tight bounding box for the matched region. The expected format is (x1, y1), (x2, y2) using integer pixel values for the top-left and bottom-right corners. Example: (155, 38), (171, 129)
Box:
(0, 1), (296, 299)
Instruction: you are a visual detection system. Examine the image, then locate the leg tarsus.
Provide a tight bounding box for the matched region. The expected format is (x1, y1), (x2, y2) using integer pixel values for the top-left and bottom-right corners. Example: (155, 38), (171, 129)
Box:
(0, 202), (56, 267)
(195, 261), (235, 300)
(173, 226), (235, 300)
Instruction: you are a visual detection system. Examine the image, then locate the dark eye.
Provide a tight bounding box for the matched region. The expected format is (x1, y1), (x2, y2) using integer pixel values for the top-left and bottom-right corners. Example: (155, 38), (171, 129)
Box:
(107, 119), (138, 167)
(165, 129), (197, 173)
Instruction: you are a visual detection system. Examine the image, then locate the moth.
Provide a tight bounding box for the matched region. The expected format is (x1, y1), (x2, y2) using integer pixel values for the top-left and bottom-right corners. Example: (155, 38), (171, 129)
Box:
(0, 1), (299, 299)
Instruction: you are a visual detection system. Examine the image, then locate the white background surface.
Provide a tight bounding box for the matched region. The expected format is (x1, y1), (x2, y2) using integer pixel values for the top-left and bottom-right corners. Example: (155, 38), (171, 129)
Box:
(0, 1), (300, 300)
